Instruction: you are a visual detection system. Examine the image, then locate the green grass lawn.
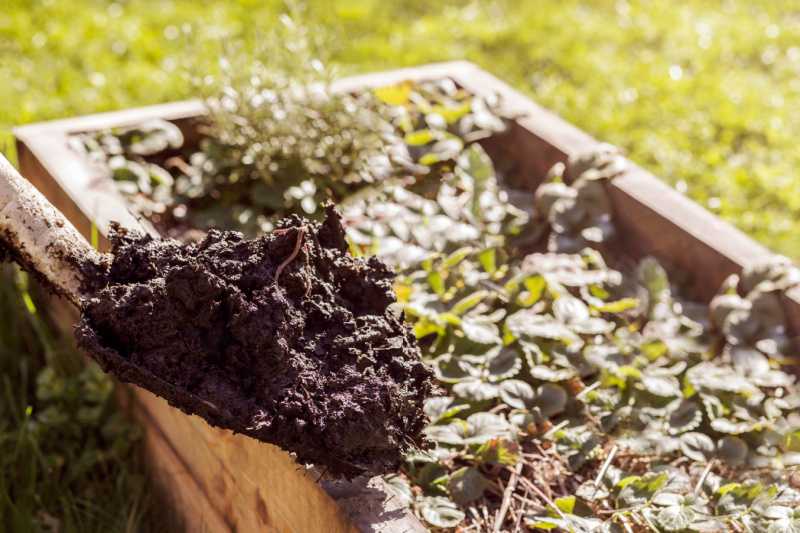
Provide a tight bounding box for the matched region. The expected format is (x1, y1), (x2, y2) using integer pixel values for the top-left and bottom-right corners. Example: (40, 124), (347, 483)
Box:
(0, 267), (176, 532)
(4, 0), (800, 257)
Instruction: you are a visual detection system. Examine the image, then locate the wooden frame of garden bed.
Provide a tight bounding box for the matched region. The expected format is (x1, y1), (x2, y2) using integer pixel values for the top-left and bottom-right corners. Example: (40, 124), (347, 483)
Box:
(14, 60), (799, 532)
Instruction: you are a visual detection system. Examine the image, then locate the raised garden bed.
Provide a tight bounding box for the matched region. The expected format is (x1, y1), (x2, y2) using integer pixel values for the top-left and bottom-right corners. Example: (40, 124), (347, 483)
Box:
(14, 61), (800, 531)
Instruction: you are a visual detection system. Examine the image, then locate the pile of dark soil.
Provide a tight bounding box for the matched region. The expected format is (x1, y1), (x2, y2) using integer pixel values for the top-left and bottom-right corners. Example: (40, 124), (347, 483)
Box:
(75, 204), (436, 479)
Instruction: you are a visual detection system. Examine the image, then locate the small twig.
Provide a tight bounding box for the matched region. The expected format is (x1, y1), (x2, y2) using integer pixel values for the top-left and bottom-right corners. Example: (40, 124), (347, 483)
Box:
(595, 444), (618, 488)
(469, 507), (483, 532)
(513, 471), (565, 519)
(274, 226), (308, 287)
(542, 420), (569, 440)
(575, 380), (601, 400)
(494, 461), (523, 533)
(695, 455), (717, 494)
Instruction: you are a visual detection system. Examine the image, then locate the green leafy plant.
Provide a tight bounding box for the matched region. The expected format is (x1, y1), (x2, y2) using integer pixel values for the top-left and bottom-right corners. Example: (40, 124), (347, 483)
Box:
(0, 267), (174, 532)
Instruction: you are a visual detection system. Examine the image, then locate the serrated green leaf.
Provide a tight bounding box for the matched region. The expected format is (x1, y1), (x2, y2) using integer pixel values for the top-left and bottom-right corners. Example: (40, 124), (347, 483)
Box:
(553, 295), (591, 324)
(461, 315), (502, 345)
(529, 365), (576, 382)
(475, 438), (520, 466)
(591, 298), (640, 313)
(419, 496), (465, 528)
(680, 432), (716, 463)
(478, 248), (497, 275)
(405, 129), (437, 146)
(668, 401), (703, 435)
(499, 380), (536, 410)
(537, 383), (568, 417)
(413, 319), (446, 340)
(768, 519), (800, 533)
(762, 505), (793, 519)
(551, 496), (595, 518)
(460, 144), (494, 186)
(424, 420), (468, 446)
(506, 310), (577, 342)
(487, 347), (522, 381)
(463, 412), (512, 445)
(522, 275), (547, 305)
(710, 417), (766, 435)
(382, 474), (414, 507)
(717, 436), (748, 465)
(641, 372), (682, 398)
(424, 397), (470, 425)
(413, 462), (449, 491)
(616, 472), (668, 509)
(715, 480), (765, 517)
(453, 379), (500, 401)
(427, 269), (445, 297)
(432, 354), (481, 383)
(653, 493), (684, 507)
(657, 505), (695, 532)
(446, 467), (486, 504)
(783, 431), (800, 452)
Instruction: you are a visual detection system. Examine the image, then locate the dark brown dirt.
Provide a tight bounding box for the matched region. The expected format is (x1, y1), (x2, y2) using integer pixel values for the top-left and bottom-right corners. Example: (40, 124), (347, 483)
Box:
(74, 204), (435, 480)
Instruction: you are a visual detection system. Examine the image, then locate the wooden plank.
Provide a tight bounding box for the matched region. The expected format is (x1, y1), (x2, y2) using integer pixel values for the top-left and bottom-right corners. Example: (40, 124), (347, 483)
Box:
(133, 387), (359, 533)
(139, 404), (232, 533)
(15, 131), (154, 248)
(14, 100), (206, 137)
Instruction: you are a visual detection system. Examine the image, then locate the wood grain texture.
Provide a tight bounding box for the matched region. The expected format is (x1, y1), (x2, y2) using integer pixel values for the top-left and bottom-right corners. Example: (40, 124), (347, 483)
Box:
(134, 387), (360, 533)
(139, 406), (232, 533)
(13, 61), (800, 532)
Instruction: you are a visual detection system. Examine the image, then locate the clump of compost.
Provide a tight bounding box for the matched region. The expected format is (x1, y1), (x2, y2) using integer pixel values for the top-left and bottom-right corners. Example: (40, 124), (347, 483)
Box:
(74, 204), (436, 480)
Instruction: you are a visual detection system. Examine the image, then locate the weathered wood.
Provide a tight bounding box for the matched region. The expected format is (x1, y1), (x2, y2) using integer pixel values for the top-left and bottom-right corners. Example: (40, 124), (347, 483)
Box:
(139, 406), (232, 533)
(14, 60), (800, 532)
(134, 387), (360, 533)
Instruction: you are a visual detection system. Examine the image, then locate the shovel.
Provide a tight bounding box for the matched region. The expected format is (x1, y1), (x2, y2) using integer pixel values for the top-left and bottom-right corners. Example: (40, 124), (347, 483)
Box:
(0, 153), (434, 480)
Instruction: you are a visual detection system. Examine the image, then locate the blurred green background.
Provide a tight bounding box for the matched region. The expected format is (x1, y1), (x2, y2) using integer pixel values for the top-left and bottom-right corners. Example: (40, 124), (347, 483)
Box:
(1, 0), (799, 530)
(3, 0), (800, 257)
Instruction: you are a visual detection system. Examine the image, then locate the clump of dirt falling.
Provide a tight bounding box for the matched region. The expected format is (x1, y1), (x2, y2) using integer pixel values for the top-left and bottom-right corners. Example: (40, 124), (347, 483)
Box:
(74, 204), (436, 480)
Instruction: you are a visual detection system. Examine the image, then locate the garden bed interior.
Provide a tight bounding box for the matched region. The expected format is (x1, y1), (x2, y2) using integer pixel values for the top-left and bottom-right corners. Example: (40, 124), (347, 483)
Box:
(14, 61), (800, 532)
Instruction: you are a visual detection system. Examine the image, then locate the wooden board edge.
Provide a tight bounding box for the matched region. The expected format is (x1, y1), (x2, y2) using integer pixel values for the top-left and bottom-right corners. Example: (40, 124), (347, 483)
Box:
(12, 99), (206, 137)
(15, 131), (157, 244)
(451, 68), (784, 286)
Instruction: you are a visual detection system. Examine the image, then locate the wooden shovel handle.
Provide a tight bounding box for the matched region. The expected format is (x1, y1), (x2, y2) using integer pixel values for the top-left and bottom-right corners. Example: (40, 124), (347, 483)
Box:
(0, 152), (102, 306)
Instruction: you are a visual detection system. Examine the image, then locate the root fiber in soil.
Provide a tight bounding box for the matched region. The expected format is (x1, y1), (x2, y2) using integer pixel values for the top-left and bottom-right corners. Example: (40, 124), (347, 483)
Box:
(74, 204), (435, 480)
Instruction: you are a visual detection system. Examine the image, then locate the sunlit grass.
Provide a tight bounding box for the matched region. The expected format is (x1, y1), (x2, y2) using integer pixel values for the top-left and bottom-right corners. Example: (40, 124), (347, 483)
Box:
(0, 267), (176, 532)
(4, 0), (800, 256)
